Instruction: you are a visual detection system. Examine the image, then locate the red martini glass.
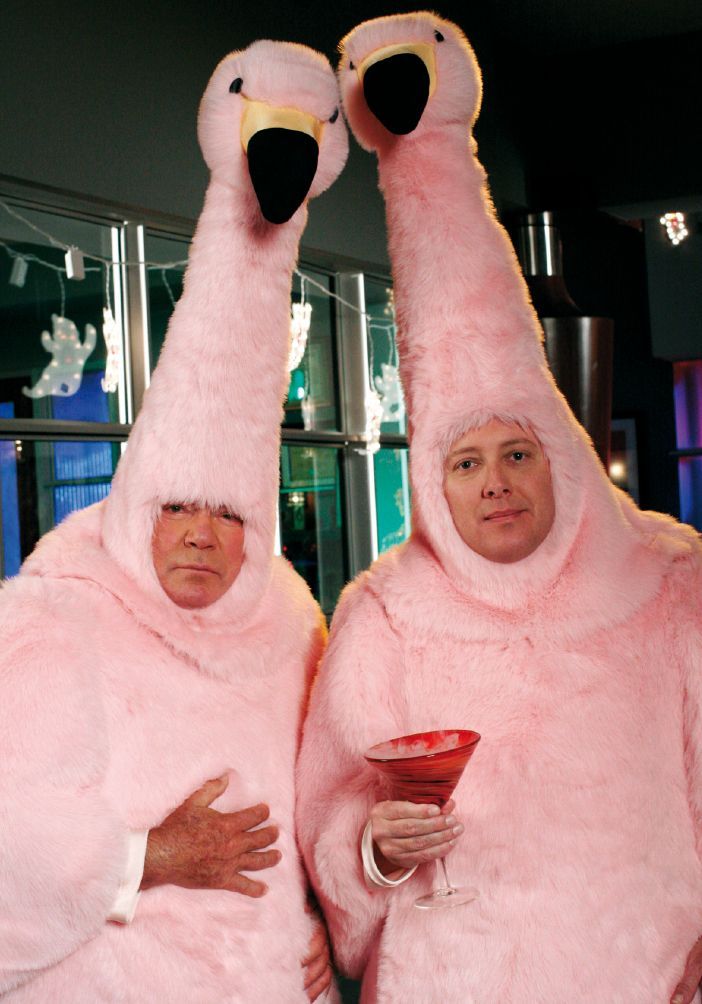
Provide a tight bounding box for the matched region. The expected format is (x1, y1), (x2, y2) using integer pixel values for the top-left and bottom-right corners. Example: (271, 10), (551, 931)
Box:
(364, 729), (481, 910)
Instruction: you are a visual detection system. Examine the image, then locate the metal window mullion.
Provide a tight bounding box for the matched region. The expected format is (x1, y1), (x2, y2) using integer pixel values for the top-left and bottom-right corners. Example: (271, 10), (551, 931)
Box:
(335, 272), (378, 579)
(121, 222), (152, 422)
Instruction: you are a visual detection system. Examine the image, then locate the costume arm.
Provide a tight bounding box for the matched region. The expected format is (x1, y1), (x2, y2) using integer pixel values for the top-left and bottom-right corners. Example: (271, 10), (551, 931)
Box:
(297, 582), (408, 978)
(0, 582), (135, 993)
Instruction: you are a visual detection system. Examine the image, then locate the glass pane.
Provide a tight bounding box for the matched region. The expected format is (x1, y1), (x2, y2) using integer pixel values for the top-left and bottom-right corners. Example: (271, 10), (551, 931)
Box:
(0, 437), (120, 579)
(374, 447), (411, 554)
(144, 231), (188, 370)
(279, 444), (345, 616)
(0, 205), (126, 424)
(678, 457), (702, 531)
(285, 269), (339, 431)
(364, 275), (406, 436)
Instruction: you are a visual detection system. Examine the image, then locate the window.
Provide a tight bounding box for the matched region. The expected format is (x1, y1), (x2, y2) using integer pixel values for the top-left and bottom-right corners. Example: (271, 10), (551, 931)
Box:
(0, 187), (410, 613)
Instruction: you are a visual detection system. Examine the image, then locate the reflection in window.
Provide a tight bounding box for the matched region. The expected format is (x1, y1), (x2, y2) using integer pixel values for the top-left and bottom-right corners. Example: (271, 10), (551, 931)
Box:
(279, 445), (345, 616)
(373, 447), (411, 554)
(0, 437), (119, 578)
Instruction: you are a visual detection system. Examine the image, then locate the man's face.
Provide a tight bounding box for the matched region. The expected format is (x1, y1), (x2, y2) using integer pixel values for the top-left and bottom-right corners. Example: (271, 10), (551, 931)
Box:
(151, 503), (245, 609)
(443, 419), (556, 564)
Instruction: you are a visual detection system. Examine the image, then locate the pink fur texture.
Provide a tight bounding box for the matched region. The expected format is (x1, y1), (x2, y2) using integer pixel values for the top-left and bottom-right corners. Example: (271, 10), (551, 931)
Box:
(297, 11), (702, 1002)
(2, 503), (326, 1000)
(103, 39), (347, 629)
(0, 39), (344, 1000)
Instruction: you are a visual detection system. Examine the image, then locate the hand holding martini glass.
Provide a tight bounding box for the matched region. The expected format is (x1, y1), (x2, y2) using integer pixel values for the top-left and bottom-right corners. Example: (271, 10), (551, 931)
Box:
(364, 729), (481, 910)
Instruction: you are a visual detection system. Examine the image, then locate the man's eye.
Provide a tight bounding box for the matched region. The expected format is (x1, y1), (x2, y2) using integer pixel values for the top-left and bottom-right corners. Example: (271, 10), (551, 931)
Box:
(164, 504), (183, 513)
(457, 459), (476, 470)
(511, 451), (526, 461)
(218, 510), (241, 522)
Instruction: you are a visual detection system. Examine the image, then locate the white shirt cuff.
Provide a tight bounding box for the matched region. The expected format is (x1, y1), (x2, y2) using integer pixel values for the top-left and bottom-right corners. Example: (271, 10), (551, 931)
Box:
(107, 829), (149, 924)
(361, 820), (418, 889)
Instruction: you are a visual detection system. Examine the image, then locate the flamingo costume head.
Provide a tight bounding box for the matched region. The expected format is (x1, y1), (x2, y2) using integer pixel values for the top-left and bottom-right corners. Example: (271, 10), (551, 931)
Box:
(101, 40), (348, 629)
(338, 12), (678, 615)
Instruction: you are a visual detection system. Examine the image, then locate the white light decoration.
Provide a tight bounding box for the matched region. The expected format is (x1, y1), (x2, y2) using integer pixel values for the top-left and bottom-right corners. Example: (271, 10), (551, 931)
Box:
(374, 362), (405, 424)
(9, 255), (28, 287)
(101, 306), (122, 393)
(609, 460), (626, 482)
(288, 300), (312, 371)
(300, 395), (315, 431)
(660, 212), (689, 246)
(362, 388), (384, 455)
(22, 314), (96, 398)
(64, 246), (86, 280)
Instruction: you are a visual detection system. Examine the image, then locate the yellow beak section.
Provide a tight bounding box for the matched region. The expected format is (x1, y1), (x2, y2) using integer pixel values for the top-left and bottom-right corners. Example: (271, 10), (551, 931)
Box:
(241, 100), (323, 153)
(357, 42), (437, 97)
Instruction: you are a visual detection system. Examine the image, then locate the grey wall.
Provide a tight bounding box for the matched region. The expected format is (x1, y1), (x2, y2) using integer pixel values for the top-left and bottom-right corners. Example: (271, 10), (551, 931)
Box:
(1, 1), (527, 269)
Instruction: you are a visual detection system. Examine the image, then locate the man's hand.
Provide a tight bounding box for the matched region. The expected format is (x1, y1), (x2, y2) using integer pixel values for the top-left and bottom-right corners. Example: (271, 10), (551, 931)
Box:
(141, 775), (280, 897)
(301, 916), (333, 1001)
(370, 798), (463, 874)
(671, 935), (702, 1004)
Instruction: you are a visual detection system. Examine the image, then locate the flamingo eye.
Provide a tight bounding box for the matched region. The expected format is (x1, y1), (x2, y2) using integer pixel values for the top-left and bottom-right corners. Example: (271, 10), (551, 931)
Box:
(329, 108), (339, 123)
(434, 30), (444, 42)
(229, 78), (243, 93)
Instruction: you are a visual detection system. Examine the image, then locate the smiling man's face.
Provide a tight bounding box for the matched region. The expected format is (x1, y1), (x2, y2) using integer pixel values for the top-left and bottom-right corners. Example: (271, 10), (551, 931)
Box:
(151, 503), (245, 609)
(443, 419), (556, 564)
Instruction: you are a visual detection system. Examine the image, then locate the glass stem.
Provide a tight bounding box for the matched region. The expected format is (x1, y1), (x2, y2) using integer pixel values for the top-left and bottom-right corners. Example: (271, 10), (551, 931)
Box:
(438, 856), (455, 894)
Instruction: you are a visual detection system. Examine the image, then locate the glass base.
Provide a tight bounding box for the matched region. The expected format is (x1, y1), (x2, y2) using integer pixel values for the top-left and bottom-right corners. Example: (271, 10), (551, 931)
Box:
(414, 885), (479, 910)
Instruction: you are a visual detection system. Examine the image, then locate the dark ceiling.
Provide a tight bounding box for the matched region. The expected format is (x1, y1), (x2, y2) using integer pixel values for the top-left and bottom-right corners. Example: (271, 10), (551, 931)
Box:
(209, 0), (702, 211)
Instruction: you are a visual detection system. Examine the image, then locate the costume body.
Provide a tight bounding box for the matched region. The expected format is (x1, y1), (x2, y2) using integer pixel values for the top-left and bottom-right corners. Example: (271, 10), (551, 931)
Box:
(298, 12), (702, 1002)
(1, 503), (324, 1001)
(0, 38), (347, 1000)
(299, 516), (702, 1003)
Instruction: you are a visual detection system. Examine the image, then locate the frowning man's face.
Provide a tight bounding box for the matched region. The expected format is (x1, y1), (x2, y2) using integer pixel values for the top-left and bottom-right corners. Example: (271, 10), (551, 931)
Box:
(443, 419), (556, 564)
(152, 503), (245, 609)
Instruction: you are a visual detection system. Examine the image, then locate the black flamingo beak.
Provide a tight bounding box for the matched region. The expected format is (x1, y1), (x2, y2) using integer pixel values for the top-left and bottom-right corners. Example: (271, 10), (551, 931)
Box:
(363, 53), (430, 134)
(247, 130), (319, 223)
(358, 43), (437, 135)
(242, 102), (321, 224)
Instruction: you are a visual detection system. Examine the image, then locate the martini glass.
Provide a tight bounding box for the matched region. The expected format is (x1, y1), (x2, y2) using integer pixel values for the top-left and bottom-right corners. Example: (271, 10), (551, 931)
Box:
(364, 728), (481, 910)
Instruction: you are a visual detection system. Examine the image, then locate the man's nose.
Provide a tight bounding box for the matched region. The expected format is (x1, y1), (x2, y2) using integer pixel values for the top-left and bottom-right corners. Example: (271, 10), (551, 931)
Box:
(184, 513), (216, 547)
(481, 468), (511, 499)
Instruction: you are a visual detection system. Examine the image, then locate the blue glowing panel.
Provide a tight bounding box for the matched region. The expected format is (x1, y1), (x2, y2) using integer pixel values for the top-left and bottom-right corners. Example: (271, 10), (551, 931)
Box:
(674, 361), (702, 530)
(0, 401), (21, 578)
(53, 482), (111, 526)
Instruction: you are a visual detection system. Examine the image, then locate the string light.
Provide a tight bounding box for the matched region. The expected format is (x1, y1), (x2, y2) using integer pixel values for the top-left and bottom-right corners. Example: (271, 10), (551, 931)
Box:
(1, 199), (404, 451)
(660, 212), (689, 246)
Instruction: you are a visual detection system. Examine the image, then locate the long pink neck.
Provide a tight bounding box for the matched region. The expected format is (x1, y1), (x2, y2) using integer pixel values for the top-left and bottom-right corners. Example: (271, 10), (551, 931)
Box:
(159, 178), (305, 373)
(377, 127), (541, 415)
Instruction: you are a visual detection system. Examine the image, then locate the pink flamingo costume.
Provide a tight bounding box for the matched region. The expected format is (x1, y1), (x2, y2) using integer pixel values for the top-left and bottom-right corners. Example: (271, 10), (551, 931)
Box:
(297, 12), (702, 1002)
(0, 40), (347, 1001)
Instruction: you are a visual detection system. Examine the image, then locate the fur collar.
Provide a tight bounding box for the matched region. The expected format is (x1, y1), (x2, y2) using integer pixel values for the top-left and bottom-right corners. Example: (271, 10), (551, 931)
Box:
(362, 502), (700, 647)
(21, 502), (319, 680)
